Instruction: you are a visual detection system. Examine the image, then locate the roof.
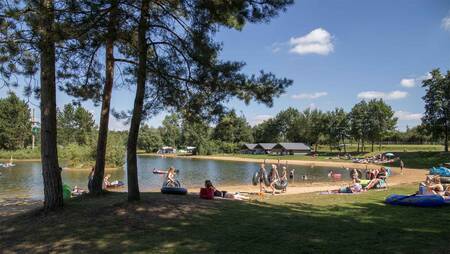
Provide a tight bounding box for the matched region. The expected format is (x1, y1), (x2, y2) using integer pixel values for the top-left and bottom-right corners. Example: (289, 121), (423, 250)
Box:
(241, 143), (257, 150)
(254, 143), (277, 150)
(273, 143), (311, 151)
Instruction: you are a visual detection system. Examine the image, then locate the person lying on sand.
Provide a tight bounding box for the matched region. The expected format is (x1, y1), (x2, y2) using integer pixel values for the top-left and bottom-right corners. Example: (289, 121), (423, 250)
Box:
(71, 186), (86, 196)
(328, 182), (363, 194)
(205, 180), (249, 200)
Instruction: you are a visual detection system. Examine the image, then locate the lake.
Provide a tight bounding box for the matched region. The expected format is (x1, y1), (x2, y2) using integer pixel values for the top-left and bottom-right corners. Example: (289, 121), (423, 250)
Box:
(0, 156), (354, 201)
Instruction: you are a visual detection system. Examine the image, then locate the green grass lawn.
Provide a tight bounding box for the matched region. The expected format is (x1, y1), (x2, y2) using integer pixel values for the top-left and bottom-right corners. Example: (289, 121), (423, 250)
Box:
(1, 184), (449, 253)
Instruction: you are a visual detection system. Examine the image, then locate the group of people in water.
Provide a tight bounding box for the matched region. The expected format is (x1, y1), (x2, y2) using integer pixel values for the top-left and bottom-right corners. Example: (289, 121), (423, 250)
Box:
(257, 163), (289, 195)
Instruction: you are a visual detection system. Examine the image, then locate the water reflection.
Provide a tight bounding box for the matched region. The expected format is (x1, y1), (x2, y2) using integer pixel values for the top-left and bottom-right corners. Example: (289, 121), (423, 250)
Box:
(0, 156), (355, 200)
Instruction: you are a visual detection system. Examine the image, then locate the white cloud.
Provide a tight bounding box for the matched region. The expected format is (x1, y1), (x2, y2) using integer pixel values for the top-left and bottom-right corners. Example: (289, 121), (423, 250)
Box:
(357, 90), (408, 100)
(250, 114), (273, 126)
(291, 92), (328, 100)
(394, 111), (423, 121)
(442, 16), (450, 31)
(400, 72), (432, 88)
(400, 78), (415, 88)
(289, 28), (334, 55)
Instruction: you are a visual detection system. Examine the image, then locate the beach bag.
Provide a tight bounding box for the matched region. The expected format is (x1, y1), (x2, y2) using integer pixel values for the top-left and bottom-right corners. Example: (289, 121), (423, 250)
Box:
(200, 187), (214, 199)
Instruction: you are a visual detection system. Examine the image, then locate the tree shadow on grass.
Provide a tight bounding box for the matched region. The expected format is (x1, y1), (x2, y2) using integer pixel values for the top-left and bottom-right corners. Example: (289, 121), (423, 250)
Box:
(1, 192), (449, 253)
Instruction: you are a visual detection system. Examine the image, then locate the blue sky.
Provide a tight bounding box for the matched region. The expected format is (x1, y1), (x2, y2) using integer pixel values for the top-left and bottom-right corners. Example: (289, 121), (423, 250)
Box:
(2, 0), (450, 131)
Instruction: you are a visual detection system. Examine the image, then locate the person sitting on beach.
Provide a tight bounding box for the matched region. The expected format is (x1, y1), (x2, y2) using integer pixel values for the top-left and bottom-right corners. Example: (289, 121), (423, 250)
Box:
(103, 174), (111, 189)
(205, 180), (249, 200)
(280, 166), (288, 193)
(366, 168), (379, 180)
(427, 175), (444, 195)
(364, 168), (387, 190)
(350, 168), (360, 183)
(444, 186), (450, 197)
(166, 167), (177, 186)
(269, 164), (280, 195)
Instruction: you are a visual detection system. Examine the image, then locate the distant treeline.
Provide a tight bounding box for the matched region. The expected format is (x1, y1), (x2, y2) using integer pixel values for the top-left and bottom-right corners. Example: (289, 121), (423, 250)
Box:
(139, 100), (437, 154)
(0, 93), (125, 167)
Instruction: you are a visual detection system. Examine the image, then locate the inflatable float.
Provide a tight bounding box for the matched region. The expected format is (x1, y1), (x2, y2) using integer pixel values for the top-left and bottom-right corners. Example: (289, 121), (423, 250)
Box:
(153, 169), (167, 174)
(385, 194), (446, 207)
(161, 180), (187, 195)
(161, 186), (188, 195)
(429, 166), (450, 177)
(252, 170), (288, 190)
(152, 168), (180, 174)
(440, 176), (450, 184)
(106, 180), (124, 188)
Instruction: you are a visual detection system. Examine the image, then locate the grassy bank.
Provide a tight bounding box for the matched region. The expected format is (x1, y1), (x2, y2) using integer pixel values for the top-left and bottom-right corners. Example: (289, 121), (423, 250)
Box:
(1, 184), (449, 253)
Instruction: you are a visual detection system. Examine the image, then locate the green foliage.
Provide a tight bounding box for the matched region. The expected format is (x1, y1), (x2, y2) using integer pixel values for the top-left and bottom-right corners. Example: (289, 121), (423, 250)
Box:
(103, 132), (126, 168)
(57, 104), (96, 146)
(159, 114), (181, 147)
(138, 125), (162, 153)
(212, 110), (253, 143)
(422, 69), (450, 151)
(59, 143), (94, 167)
(0, 92), (31, 150)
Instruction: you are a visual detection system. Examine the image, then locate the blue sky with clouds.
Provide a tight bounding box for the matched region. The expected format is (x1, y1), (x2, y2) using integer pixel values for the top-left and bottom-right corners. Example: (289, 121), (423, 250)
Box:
(2, 0), (450, 131)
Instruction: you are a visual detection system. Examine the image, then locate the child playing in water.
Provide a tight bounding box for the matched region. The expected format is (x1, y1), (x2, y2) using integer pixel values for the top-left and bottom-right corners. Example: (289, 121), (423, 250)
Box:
(166, 167), (177, 186)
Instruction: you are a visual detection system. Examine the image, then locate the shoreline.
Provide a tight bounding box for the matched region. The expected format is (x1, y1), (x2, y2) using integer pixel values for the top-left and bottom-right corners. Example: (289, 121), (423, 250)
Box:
(144, 153), (424, 171)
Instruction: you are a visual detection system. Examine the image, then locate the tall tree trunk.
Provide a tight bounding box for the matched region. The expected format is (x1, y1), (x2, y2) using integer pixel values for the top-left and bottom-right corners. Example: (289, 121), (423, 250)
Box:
(371, 140), (374, 152)
(357, 140), (360, 153)
(127, 0), (149, 201)
(40, 0), (63, 211)
(90, 2), (118, 194)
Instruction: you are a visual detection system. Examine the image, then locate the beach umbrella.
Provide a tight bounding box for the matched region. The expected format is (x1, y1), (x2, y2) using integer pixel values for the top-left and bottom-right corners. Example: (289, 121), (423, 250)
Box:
(385, 153), (395, 157)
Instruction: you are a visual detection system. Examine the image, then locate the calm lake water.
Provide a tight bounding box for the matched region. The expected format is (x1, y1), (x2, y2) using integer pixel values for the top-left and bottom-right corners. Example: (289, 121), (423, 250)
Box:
(0, 156), (354, 201)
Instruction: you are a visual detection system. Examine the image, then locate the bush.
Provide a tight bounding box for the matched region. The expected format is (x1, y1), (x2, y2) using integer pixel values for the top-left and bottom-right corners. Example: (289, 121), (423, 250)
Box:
(0, 148), (41, 160)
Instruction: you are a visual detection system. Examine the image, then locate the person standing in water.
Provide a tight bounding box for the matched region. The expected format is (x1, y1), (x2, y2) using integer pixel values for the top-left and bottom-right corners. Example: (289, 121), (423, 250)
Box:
(269, 164), (280, 195)
(400, 159), (404, 175)
(258, 164), (267, 194)
(280, 166), (288, 193)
